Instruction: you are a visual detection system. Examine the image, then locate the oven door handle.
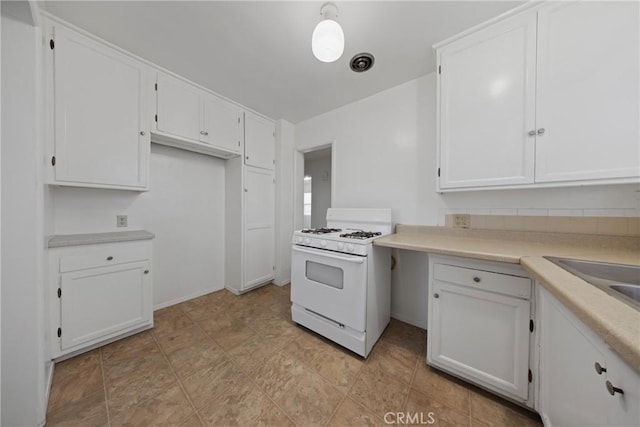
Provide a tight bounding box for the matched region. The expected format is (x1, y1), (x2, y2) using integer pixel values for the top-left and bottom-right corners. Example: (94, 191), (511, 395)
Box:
(292, 245), (365, 264)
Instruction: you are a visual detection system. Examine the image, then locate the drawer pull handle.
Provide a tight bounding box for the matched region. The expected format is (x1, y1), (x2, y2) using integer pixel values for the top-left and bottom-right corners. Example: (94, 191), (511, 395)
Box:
(606, 381), (624, 396)
(434, 293), (440, 299)
(473, 276), (481, 283)
(144, 270), (149, 274)
(595, 362), (607, 375)
(107, 256), (114, 261)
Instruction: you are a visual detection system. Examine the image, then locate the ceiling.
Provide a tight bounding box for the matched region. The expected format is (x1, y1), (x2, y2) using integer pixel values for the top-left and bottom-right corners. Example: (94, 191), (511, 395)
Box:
(41, 1), (523, 123)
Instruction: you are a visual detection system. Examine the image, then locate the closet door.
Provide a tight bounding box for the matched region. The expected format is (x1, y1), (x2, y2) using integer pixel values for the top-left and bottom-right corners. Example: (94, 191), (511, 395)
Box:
(243, 167), (275, 289)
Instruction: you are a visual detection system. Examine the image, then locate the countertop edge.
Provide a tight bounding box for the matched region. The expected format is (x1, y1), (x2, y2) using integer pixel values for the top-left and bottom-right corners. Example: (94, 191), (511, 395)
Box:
(48, 230), (156, 248)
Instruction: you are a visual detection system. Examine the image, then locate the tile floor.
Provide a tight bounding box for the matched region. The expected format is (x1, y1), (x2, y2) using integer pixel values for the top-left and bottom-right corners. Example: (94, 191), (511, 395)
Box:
(46, 284), (543, 427)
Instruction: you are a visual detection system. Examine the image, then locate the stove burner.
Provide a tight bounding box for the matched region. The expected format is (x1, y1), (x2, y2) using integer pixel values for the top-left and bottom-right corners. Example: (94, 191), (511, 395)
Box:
(300, 228), (342, 234)
(340, 231), (382, 239)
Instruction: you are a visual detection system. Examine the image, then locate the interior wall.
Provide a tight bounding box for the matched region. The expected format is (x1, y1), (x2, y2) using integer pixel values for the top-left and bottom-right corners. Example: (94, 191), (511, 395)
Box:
(1, 13), (47, 426)
(294, 72), (640, 328)
(51, 144), (226, 308)
(304, 151), (332, 229)
(274, 119), (295, 286)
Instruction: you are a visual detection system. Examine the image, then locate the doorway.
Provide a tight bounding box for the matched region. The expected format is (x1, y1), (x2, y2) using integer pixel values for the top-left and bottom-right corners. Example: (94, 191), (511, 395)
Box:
(295, 145), (334, 230)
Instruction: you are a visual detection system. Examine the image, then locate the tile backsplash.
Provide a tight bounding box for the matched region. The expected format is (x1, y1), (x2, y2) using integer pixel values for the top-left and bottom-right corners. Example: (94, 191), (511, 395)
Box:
(444, 214), (640, 237)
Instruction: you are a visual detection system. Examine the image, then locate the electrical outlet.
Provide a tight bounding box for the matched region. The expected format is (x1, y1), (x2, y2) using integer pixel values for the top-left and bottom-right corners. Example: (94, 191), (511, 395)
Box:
(116, 215), (128, 228)
(453, 214), (471, 228)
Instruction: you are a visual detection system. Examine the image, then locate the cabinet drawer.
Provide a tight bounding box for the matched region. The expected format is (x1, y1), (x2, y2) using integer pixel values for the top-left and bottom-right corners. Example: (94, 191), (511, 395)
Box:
(59, 243), (150, 273)
(434, 263), (531, 299)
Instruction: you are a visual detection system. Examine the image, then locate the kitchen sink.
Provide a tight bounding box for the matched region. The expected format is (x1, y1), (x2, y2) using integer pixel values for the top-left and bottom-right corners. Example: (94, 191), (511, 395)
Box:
(544, 257), (640, 310)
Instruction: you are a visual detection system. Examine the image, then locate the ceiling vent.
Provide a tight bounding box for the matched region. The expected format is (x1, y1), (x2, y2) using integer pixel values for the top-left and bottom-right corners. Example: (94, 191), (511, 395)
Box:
(350, 53), (375, 73)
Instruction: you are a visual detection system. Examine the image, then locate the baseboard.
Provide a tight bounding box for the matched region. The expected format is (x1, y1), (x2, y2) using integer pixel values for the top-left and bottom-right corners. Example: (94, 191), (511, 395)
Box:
(42, 361), (55, 425)
(153, 286), (223, 310)
(390, 312), (427, 330)
(273, 280), (290, 287)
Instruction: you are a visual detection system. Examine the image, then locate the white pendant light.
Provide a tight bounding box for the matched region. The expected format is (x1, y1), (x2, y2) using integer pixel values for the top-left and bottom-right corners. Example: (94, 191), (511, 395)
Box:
(312, 3), (344, 63)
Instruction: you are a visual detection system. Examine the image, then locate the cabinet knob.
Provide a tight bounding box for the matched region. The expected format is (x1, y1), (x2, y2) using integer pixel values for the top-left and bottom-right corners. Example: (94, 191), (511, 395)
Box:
(139, 131), (146, 136)
(606, 380), (624, 396)
(537, 128), (546, 135)
(144, 270), (149, 274)
(244, 188), (248, 192)
(106, 256), (113, 261)
(594, 362), (607, 375)
(246, 156), (249, 160)
(434, 293), (440, 299)
(528, 130), (536, 136)
(473, 276), (481, 283)
(204, 131), (209, 136)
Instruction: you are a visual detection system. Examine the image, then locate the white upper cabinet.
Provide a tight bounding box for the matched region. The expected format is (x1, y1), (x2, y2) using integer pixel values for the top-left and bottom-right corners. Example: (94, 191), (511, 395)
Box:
(535, 1), (640, 183)
(436, 1), (640, 191)
(50, 25), (149, 190)
(154, 71), (243, 157)
(156, 72), (202, 142)
(244, 111), (275, 170)
(438, 14), (537, 189)
(202, 94), (243, 153)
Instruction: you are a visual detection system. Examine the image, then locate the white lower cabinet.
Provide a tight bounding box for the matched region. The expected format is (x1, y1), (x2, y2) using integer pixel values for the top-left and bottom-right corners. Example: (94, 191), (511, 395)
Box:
(49, 240), (153, 359)
(538, 285), (640, 427)
(427, 255), (534, 406)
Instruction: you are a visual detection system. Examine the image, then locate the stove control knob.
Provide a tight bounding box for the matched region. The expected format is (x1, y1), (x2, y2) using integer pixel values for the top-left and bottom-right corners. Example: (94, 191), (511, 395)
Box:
(304, 238), (311, 245)
(320, 240), (327, 248)
(337, 242), (345, 251)
(346, 243), (355, 252)
(296, 236), (304, 244)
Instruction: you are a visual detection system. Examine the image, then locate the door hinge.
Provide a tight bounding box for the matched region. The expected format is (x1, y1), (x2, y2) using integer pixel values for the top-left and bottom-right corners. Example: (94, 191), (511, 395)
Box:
(529, 319), (534, 332)
(272, 131), (275, 137)
(51, 156), (56, 166)
(273, 178), (276, 184)
(437, 167), (440, 177)
(57, 327), (62, 338)
(238, 117), (241, 124)
(50, 39), (55, 50)
(528, 369), (533, 383)
(438, 65), (441, 74)
(57, 288), (61, 298)
(155, 114), (158, 122)
(238, 140), (241, 146)
(154, 83), (158, 91)
(273, 265), (275, 270)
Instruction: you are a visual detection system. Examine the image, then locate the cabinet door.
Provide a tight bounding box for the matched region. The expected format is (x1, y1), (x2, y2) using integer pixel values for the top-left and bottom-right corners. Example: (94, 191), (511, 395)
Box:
(429, 281), (530, 400)
(538, 286), (608, 427)
(244, 167), (275, 289)
(60, 262), (151, 350)
(53, 26), (148, 189)
(245, 112), (275, 170)
(438, 13), (537, 189)
(156, 72), (202, 142)
(202, 95), (243, 153)
(535, 1), (640, 183)
(606, 346), (640, 427)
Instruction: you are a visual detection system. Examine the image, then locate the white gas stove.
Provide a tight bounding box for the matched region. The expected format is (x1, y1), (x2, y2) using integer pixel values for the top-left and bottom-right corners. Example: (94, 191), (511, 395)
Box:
(290, 208), (392, 357)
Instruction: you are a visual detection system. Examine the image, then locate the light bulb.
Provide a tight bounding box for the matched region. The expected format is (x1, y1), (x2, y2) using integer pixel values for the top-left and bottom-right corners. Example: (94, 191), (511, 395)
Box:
(312, 19), (344, 63)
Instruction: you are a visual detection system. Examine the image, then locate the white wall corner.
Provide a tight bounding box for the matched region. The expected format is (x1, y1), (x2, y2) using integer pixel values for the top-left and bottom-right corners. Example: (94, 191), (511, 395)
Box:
(274, 119), (295, 286)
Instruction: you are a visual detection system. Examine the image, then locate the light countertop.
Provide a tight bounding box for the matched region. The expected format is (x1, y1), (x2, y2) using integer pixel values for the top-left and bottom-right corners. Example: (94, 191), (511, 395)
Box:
(48, 230), (155, 248)
(374, 225), (640, 371)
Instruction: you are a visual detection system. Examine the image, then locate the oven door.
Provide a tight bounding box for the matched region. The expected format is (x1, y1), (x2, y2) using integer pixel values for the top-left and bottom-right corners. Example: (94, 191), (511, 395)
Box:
(291, 245), (368, 331)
